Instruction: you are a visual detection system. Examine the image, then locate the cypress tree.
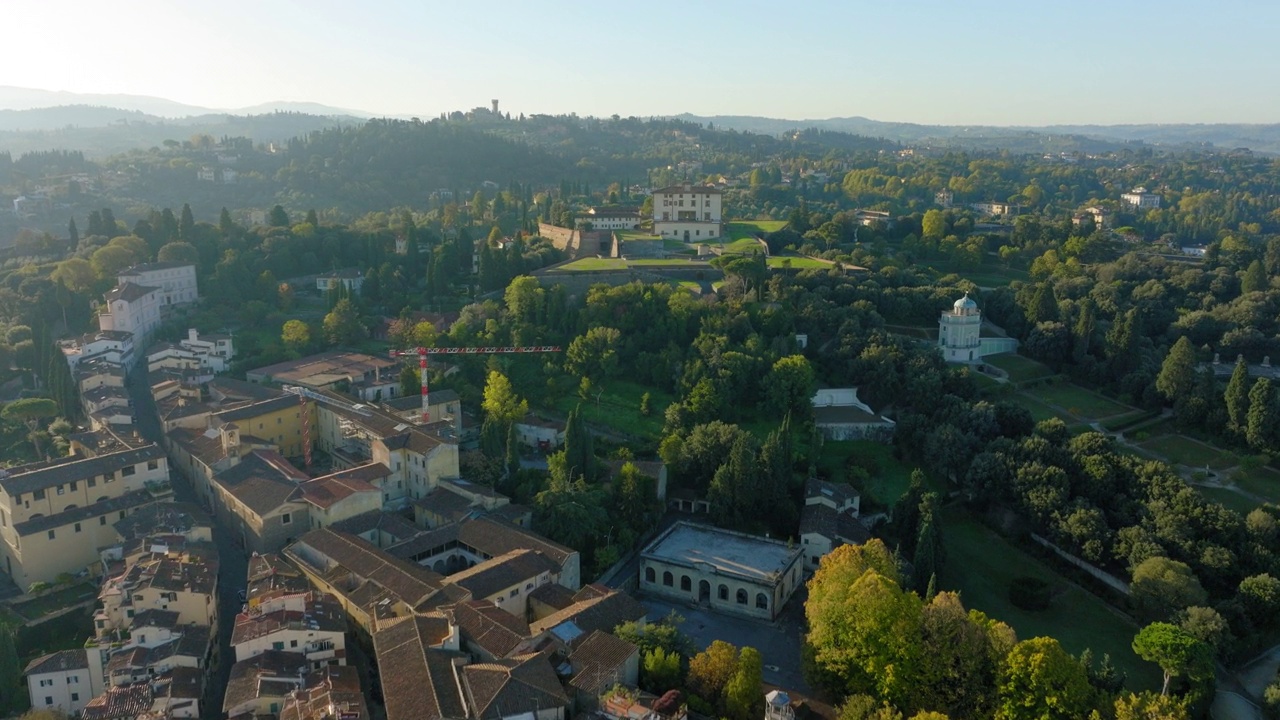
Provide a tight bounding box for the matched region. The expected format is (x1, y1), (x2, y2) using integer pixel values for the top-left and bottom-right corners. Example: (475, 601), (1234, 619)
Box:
(505, 422), (521, 481)
(1072, 298), (1095, 363)
(1242, 259), (1268, 294)
(1156, 336), (1197, 402)
(0, 626), (19, 710)
(179, 203), (195, 241)
(1247, 378), (1278, 451)
(68, 217), (79, 245)
(1226, 357), (1251, 431)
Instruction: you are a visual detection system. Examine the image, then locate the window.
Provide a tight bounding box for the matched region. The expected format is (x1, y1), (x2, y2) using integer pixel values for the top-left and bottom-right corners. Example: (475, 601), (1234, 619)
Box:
(290, 639), (298, 648)
(47, 530), (55, 540)
(645, 567), (655, 583)
(88, 478), (96, 488)
(281, 513), (292, 525)
(718, 584), (728, 601)
(526, 583), (534, 591)
(736, 589), (747, 605)
(273, 641), (284, 650)
(39, 679), (50, 687)
(277, 417), (282, 425)
(756, 593), (768, 609)
(74, 523), (81, 533)
(100, 516), (107, 526)
(119, 511), (126, 520)
(147, 459), (159, 470)
(69, 675), (78, 683)
(662, 571), (673, 587)
(57, 486), (65, 496)
(509, 588), (519, 598)
(45, 697), (52, 706)
(71, 692), (79, 702)
(70, 481), (77, 491)
(122, 466), (136, 477)
(33, 489), (45, 500)
(680, 575), (691, 592)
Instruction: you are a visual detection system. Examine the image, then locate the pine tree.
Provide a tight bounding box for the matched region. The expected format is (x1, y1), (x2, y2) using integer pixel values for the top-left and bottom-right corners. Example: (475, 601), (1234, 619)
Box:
(219, 207), (235, 237)
(86, 209), (103, 237)
(1226, 357), (1251, 432)
(179, 203), (195, 241)
(1028, 284), (1060, 324)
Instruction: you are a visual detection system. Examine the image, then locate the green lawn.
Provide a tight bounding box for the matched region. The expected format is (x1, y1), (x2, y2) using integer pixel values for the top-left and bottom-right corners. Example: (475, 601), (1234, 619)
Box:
(628, 258), (711, 268)
(617, 229), (662, 243)
(561, 257), (626, 271)
(722, 221), (784, 254)
(982, 354), (1055, 383)
(766, 256), (831, 269)
(925, 262), (1030, 287)
(1197, 486), (1259, 515)
(815, 440), (924, 506)
(550, 381), (675, 441)
(1232, 466), (1280, 504)
(939, 510), (1161, 692)
(884, 324), (937, 341)
(1010, 394), (1074, 424)
(1025, 383), (1135, 421)
(1137, 434), (1236, 470)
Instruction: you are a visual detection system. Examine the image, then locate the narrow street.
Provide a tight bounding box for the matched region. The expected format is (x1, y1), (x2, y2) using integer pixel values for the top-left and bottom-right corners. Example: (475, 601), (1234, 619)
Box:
(126, 366), (246, 720)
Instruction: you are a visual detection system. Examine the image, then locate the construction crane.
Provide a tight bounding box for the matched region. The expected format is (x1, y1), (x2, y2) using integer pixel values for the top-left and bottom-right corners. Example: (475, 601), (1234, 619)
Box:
(282, 384), (372, 469)
(390, 346), (562, 423)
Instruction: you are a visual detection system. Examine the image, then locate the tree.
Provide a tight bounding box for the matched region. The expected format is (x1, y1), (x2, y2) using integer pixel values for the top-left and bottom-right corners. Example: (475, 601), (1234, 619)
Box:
(90, 244), (136, 279)
(1131, 623), (1213, 696)
(766, 355), (817, 419)
(1225, 356), (1251, 432)
(922, 209), (946, 241)
(1113, 691), (1189, 720)
(916, 592), (1011, 718)
(0, 627), (19, 711)
(268, 204), (291, 227)
(1027, 284), (1060, 325)
(1246, 377), (1279, 451)
(281, 319), (312, 353)
(51, 257), (95, 294)
(642, 648), (683, 693)
(2, 397), (58, 455)
(400, 365), (420, 398)
(996, 637), (1095, 720)
(688, 640), (739, 708)
(179, 203), (195, 241)
(157, 241), (199, 264)
(1237, 573), (1280, 632)
(1156, 337), (1196, 403)
(322, 298), (364, 346)
(1131, 557), (1207, 620)
(482, 371), (528, 426)
(913, 493), (944, 592)
(565, 327), (622, 385)
(1242, 259), (1268, 294)
(724, 646), (763, 720)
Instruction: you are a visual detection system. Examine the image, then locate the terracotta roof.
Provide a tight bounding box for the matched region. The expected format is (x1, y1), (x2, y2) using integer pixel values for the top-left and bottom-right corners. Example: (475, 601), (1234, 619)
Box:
(415, 487), (478, 522)
(105, 281), (159, 303)
(114, 501), (212, 540)
(805, 478), (859, 507)
(279, 665), (368, 720)
(652, 184), (723, 195)
(81, 682), (153, 719)
(130, 609), (180, 632)
(568, 630), (639, 695)
(213, 450), (309, 516)
(457, 516), (575, 568)
(0, 444), (165, 496)
(799, 504), (869, 545)
(223, 650), (309, 715)
(447, 549), (560, 600)
(460, 653), (569, 719)
(450, 600), (529, 658)
(232, 592), (346, 645)
(23, 648), (87, 675)
(374, 621), (469, 720)
(329, 510), (423, 543)
(527, 582), (577, 612)
(298, 468), (383, 510)
(287, 529), (459, 614)
(529, 587), (646, 640)
(212, 394), (301, 423)
(15, 488), (155, 536)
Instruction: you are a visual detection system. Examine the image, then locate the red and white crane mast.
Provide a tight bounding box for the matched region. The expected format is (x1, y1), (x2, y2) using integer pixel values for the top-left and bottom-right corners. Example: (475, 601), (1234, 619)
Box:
(390, 345), (562, 423)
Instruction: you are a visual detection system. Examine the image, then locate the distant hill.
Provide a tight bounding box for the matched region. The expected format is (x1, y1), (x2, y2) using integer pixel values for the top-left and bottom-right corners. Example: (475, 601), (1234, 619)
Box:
(0, 85), (374, 121)
(674, 114), (1280, 154)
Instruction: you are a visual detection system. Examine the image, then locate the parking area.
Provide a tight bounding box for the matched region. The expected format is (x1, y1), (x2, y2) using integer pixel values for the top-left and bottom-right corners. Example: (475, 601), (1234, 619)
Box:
(641, 586), (811, 695)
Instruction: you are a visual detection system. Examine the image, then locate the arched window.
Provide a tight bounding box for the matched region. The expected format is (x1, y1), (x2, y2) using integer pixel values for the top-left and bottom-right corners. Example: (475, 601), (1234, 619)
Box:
(680, 575), (691, 592)
(645, 567), (656, 583)
(663, 571), (673, 587)
(756, 593), (768, 609)
(718, 584), (728, 601)
(736, 589), (747, 605)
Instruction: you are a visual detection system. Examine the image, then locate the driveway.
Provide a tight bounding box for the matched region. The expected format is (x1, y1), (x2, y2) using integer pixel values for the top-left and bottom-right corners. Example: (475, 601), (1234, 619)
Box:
(641, 586), (811, 695)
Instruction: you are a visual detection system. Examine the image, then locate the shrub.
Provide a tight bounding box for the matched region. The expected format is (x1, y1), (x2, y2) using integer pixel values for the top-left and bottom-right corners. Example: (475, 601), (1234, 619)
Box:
(1009, 576), (1052, 611)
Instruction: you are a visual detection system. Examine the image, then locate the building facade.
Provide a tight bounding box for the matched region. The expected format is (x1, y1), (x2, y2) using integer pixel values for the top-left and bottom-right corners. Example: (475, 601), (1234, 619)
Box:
(1121, 187), (1162, 210)
(939, 293), (983, 362)
(98, 283), (162, 343)
(118, 263), (198, 306)
(25, 650), (99, 717)
(651, 184), (722, 241)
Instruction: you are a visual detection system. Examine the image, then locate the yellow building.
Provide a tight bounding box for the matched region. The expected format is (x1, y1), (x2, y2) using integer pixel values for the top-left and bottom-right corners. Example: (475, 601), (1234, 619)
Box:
(0, 445), (170, 587)
(210, 394), (315, 460)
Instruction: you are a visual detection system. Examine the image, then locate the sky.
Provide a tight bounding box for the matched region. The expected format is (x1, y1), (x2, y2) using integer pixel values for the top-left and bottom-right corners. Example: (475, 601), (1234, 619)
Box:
(1, 0), (1278, 126)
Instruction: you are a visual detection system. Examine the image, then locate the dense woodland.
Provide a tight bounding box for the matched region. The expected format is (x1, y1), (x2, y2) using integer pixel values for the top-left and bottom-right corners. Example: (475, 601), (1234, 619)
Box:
(3, 112), (1280, 718)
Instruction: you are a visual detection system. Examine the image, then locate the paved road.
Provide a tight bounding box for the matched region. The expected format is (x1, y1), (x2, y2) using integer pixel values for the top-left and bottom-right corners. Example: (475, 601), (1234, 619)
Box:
(127, 366), (247, 720)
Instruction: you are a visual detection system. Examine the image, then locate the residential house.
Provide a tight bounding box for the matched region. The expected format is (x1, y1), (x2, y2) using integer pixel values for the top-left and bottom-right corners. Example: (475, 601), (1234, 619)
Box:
(528, 585), (646, 647)
(146, 328), (235, 374)
(1121, 186), (1162, 210)
(231, 591), (348, 669)
(316, 268), (365, 294)
(565, 630), (640, 712)
(117, 263), (198, 306)
(576, 206), (643, 231)
(387, 514), (581, 590)
(810, 388), (895, 442)
(76, 357), (127, 394)
(61, 330), (136, 372)
(971, 200), (1013, 217)
(247, 351), (399, 402)
(211, 450), (313, 554)
(798, 478), (869, 571)
(95, 545), (219, 640)
(98, 283), (163, 344)
(445, 549), (561, 618)
(246, 552), (312, 609)
(278, 665), (369, 720)
(515, 415), (565, 450)
(25, 649), (98, 717)
(223, 650), (310, 719)
(0, 444), (170, 587)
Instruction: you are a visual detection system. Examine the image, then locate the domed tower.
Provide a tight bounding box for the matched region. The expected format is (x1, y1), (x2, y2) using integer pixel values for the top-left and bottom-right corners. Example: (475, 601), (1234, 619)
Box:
(939, 292), (982, 362)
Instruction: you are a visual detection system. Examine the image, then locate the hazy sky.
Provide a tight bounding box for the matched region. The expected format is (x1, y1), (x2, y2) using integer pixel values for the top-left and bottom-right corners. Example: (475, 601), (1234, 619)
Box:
(2, 0), (1277, 125)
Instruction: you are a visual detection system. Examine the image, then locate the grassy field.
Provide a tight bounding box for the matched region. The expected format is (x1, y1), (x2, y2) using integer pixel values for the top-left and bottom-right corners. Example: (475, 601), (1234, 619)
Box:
(561, 257), (626, 271)
(1233, 466), (1280, 504)
(628, 258), (711, 267)
(939, 510), (1161, 692)
(617, 229), (662, 243)
(550, 380), (675, 441)
(722, 221), (784, 254)
(884, 325), (936, 340)
(983, 354), (1054, 383)
(815, 440), (924, 506)
(766, 256), (831, 269)
(924, 262), (1030, 287)
(1010, 394), (1075, 424)
(1026, 383), (1134, 421)
(1197, 486), (1259, 515)
(1137, 434), (1236, 470)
